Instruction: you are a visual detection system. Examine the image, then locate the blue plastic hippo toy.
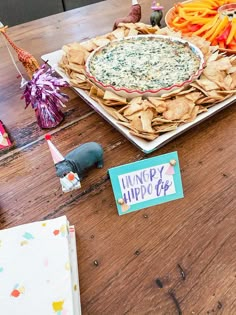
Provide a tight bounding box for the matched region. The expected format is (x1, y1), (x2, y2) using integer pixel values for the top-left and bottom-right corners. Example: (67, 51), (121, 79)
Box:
(55, 142), (104, 179)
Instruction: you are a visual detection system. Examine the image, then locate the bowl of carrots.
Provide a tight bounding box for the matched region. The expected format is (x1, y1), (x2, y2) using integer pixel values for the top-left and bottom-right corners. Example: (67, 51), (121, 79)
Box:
(165, 0), (236, 53)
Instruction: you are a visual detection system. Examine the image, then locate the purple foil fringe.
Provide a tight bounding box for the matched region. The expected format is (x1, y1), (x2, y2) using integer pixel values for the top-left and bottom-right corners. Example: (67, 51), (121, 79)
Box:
(22, 64), (69, 128)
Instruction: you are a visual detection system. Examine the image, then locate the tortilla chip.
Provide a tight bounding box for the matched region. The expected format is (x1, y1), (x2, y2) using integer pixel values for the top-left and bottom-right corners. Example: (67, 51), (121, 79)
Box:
(147, 98), (167, 112)
(62, 42), (84, 53)
(129, 131), (158, 141)
(127, 28), (139, 37)
(141, 99), (156, 111)
(160, 87), (186, 99)
(205, 50), (220, 62)
(197, 106), (208, 114)
(223, 74), (233, 90)
(190, 82), (208, 96)
(70, 72), (87, 82)
(157, 27), (182, 38)
(203, 68), (228, 90)
(103, 90), (127, 104)
(92, 37), (110, 47)
(230, 72), (236, 89)
(185, 91), (203, 102)
(129, 115), (143, 132)
(103, 100), (128, 106)
(70, 79), (91, 90)
(65, 63), (85, 74)
(68, 50), (85, 65)
(207, 57), (232, 72)
(112, 28), (125, 39)
(197, 76), (219, 91)
(181, 102), (195, 120)
(125, 112), (145, 121)
(106, 33), (117, 41)
(152, 117), (181, 124)
(129, 97), (143, 105)
(123, 103), (143, 116)
(184, 105), (199, 122)
(118, 23), (137, 29)
(89, 85), (105, 99)
(59, 54), (69, 66)
(217, 90), (236, 94)
(154, 123), (178, 132)
(140, 109), (154, 133)
(81, 40), (97, 52)
(163, 97), (193, 120)
(136, 23), (159, 34)
(206, 90), (226, 101)
(97, 100), (128, 122)
(196, 96), (221, 105)
(118, 121), (147, 134)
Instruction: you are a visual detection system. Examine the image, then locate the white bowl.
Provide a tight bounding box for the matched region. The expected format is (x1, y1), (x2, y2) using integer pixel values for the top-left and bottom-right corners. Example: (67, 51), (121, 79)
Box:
(85, 35), (205, 99)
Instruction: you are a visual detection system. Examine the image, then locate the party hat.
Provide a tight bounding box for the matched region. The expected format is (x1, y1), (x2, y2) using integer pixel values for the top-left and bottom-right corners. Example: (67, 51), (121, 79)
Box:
(165, 164), (175, 175)
(45, 134), (64, 164)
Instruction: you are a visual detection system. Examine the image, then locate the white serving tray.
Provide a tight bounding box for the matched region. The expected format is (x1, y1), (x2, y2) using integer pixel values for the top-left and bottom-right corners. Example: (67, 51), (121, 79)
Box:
(42, 50), (236, 154)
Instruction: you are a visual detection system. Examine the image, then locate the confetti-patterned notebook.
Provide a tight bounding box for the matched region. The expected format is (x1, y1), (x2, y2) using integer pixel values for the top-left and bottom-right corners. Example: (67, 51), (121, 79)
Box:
(0, 216), (81, 315)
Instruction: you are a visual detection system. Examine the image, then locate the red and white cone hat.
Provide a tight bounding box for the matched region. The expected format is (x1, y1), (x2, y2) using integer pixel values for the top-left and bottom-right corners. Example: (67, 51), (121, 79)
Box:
(45, 134), (64, 164)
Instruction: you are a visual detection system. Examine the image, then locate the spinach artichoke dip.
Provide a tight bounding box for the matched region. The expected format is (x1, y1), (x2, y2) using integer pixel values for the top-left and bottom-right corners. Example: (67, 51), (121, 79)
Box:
(88, 36), (201, 91)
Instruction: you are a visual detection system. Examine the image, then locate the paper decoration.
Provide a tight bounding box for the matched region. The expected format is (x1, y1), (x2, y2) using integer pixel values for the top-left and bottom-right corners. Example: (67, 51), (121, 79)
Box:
(108, 151), (184, 215)
(0, 120), (12, 150)
(0, 216), (81, 315)
(45, 134), (65, 164)
(22, 64), (69, 129)
(0, 24), (40, 79)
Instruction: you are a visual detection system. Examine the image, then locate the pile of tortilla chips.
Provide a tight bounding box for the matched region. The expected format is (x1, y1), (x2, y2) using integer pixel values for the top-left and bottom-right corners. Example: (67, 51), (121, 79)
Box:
(59, 23), (236, 141)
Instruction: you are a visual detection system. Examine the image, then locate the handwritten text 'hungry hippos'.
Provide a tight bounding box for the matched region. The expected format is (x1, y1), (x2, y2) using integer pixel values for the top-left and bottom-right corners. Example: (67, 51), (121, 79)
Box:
(118, 164), (176, 205)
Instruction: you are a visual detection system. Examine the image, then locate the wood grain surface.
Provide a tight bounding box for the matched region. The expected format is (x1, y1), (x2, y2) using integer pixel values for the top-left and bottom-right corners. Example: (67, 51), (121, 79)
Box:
(0, 1), (235, 314)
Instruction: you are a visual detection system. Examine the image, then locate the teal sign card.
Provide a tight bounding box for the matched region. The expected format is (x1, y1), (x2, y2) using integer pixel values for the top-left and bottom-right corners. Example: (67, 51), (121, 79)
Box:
(108, 151), (184, 215)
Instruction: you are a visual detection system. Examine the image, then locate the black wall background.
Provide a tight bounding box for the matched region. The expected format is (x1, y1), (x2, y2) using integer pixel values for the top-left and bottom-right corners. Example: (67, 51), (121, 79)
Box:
(0, 0), (104, 27)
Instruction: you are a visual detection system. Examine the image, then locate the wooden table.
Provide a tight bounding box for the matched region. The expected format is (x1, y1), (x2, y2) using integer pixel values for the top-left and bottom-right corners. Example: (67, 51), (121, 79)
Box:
(0, 1), (235, 314)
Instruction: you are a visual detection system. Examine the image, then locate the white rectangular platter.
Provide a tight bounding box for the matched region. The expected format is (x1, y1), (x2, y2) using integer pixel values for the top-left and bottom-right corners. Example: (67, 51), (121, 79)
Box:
(42, 50), (236, 154)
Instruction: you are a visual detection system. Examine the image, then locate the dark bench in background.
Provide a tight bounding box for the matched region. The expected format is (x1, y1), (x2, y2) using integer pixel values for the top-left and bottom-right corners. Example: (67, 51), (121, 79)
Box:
(0, 0), (104, 26)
